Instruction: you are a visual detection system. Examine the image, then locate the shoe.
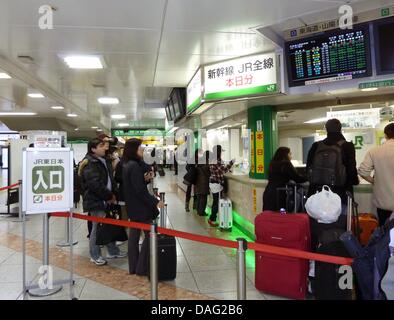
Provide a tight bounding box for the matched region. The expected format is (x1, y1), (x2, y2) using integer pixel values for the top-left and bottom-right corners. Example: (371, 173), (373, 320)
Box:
(106, 251), (128, 259)
(185, 207), (190, 212)
(198, 213), (208, 217)
(90, 257), (107, 266)
(208, 220), (219, 227)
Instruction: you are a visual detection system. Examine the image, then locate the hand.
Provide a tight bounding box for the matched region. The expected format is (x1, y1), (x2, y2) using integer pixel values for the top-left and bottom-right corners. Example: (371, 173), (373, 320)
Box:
(157, 201), (165, 209)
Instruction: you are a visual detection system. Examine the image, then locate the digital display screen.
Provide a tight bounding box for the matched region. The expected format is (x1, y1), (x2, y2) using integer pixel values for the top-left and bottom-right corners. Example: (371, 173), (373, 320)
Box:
(286, 24), (371, 87)
(172, 91), (181, 119)
(169, 98), (176, 121)
(165, 105), (170, 121)
(374, 16), (394, 75)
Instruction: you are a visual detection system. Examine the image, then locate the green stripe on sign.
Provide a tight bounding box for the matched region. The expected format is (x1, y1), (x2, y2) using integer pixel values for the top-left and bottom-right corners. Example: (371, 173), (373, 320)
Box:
(204, 84), (277, 100)
(187, 98), (201, 112)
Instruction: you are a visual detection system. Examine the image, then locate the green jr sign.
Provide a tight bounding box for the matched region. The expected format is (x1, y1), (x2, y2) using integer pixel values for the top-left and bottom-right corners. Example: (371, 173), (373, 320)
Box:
(359, 79), (394, 90)
(32, 166), (65, 194)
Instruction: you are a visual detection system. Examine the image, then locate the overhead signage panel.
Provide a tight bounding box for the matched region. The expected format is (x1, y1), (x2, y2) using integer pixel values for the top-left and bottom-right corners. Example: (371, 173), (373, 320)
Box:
(186, 69), (202, 113)
(327, 108), (381, 129)
(203, 52), (279, 101)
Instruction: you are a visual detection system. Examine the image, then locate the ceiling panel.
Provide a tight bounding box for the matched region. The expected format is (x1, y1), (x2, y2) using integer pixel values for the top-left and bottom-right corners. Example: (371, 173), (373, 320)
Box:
(6, 0), (166, 29)
(164, 0), (348, 32)
(153, 70), (196, 87)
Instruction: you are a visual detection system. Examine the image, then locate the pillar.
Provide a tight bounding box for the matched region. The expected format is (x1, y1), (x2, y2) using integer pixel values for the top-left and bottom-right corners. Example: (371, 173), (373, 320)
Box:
(248, 106), (277, 179)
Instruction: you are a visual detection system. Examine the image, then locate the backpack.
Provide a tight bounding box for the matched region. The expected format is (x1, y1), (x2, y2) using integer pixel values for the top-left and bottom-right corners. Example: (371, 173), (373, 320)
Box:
(183, 165), (197, 186)
(308, 140), (347, 187)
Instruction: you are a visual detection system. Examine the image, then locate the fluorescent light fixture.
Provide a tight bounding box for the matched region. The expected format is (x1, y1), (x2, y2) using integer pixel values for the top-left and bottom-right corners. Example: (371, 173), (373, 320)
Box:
(0, 72), (11, 79)
(91, 126), (98, 129)
(62, 55), (104, 69)
(28, 93), (45, 98)
(74, 128), (79, 131)
(98, 97), (120, 105)
(167, 127), (179, 134)
(0, 112), (37, 116)
(67, 113), (78, 117)
(51, 105), (64, 110)
(118, 123), (129, 127)
(361, 88), (378, 92)
(97, 129), (103, 132)
(304, 117), (328, 124)
(111, 114), (126, 119)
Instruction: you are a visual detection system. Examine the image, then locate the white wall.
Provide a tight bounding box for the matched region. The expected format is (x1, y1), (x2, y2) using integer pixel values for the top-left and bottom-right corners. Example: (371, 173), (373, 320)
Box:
(279, 137), (303, 163)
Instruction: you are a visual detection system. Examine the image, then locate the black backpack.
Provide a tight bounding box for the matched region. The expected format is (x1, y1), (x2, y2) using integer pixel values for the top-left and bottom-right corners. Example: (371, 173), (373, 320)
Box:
(308, 140), (347, 187)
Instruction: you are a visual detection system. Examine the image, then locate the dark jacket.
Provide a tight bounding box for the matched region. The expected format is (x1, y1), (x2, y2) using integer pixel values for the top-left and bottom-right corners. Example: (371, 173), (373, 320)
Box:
(306, 132), (359, 203)
(122, 159), (159, 222)
(80, 153), (116, 212)
(194, 164), (210, 195)
(263, 160), (307, 211)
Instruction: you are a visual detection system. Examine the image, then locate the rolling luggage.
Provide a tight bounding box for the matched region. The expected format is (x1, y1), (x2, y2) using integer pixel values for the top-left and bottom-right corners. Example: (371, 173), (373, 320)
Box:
(218, 197), (233, 231)
(150, 202), (177, 281)
(276, 183), (307, 213)
(353, 213), (379, 246)
(255, 211), (311, 299)
(312, 193), (356, 300)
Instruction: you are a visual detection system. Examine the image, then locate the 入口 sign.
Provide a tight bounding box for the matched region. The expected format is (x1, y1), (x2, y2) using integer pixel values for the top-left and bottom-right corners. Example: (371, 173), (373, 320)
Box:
(203, 53), (278, 101)
(22, 148), (73, 214)
(187, 69), (202, 113)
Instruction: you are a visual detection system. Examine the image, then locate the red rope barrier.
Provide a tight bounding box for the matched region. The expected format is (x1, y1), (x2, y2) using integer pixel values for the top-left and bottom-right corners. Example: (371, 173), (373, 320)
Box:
(0, 182), (20, 192)
(51, 211), (353, 265)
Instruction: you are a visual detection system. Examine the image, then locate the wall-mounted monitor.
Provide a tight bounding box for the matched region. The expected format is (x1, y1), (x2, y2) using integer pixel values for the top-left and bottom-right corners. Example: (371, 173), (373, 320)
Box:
(374, 16), (394, 75)
(165, 104), (171, 121)
(286, 24), (372, 87)
(168, 88), (186, 121)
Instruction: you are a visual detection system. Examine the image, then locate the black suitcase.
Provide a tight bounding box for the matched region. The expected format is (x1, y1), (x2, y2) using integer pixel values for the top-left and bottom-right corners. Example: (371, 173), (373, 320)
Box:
(314, 228), (352, 300)
(158, 168), (165, 177)
(149, 234), (177, 281)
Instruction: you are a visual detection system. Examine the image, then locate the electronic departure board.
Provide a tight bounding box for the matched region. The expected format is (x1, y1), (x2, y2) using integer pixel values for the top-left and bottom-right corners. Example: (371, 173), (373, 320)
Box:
(286, 24), (372, 87)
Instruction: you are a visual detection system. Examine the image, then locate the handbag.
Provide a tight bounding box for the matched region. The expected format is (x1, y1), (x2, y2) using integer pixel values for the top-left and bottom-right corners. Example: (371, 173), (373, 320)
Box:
(96, 204), (128, 246)
(183, 165), (197, 186)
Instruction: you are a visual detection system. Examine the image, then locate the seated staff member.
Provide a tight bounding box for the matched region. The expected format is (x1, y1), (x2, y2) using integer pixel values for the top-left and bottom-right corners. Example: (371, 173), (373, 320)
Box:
(358, 123), (394, 226)
(262, 147), (307, 211)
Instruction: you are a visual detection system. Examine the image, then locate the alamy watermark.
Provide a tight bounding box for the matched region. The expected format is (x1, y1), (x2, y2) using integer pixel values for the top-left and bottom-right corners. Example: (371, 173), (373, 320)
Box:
(37, 265), (54, 290)
(339, 4), (354, 30)
(38, 5), (54, 30)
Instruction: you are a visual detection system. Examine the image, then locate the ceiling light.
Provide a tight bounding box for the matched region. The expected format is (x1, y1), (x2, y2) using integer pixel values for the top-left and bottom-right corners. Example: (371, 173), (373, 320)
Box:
(74, 128), (79, 131)
(51, 105), (64, 110)
(97, 129), (103, 132)
(118, 123), (129, 127)
(28, 93), (45, 98)
(0, 112), (37, 116)
(91, 126), (98, 129)
(62, 55), (104, 69)
(361, 88), (378, 92)
(304, 117), (328, 124)
(98, 97), (120, 105)
(0, 72), (11, 79)
(111, 114), (126, 119)
(67, 113), (78, 117)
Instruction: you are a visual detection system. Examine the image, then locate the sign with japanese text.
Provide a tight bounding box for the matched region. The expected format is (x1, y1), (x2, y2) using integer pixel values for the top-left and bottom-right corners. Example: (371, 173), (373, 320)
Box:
(327, 108), (380, 129)
(22, 148), (73, 215)
(359, 79), (394, 90)
(203, 53), (278, 101)
(253, 188), (257, 214)
(187, 69), (202, 113)
(34, 135), (62, 148)
(250, 132), (255, 174)
(255, 131), (264, 174)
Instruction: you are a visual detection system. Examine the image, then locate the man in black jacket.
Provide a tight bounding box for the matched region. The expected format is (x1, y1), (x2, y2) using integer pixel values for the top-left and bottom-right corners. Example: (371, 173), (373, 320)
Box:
(81, 138), (127, 266)
(307, 119), (359, 214)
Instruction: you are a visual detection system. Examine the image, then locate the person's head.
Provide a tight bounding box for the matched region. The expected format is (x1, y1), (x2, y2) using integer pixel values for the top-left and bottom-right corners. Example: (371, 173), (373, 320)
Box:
(384, 123), (394, 140)
(272, 147), (291, 163)
(213, 145), (223, 161)
(122, 138), (143, 162)
(325, 118), (342, 133)
(88, 138), (106, 158)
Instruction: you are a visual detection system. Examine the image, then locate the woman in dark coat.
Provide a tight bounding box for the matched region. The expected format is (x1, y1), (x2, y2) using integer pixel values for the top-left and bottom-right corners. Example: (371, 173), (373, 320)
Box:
(122, 138), (165, 275)
(194, 151), (211, 216)
(262, 147), (307, 211)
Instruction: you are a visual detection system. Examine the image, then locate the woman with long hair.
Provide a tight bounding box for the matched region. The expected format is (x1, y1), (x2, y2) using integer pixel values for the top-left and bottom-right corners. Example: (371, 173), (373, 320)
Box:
(262, 147), (307, 211)
(122, 138), (165, 275)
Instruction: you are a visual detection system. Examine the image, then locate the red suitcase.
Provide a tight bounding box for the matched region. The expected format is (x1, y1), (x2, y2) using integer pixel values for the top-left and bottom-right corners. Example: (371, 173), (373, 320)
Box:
(255, 211), (311, 299)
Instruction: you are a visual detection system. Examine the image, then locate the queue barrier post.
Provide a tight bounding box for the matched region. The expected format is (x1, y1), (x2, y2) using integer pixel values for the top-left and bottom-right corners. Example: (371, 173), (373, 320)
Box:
(159, 192), (166, 228)
(56, 214), (78, 247)
(236, 238), (247, 300)
(10, 181), (28, 222)
(150, 223), (158, 300)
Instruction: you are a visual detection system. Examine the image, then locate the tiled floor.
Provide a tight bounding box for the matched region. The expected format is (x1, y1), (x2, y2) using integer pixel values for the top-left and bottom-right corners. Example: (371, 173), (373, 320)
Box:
(0, 169), (282, 300)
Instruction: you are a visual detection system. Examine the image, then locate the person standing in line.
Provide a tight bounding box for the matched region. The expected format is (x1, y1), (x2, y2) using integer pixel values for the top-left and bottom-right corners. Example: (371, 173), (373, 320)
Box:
(307, 119), (359, 215)
(195, 150), (211, 216)
(185, 149), (200, 212)
(81, 138), (127, 266)
(208, 145), (234, 227)
(122, 138), (165, 276)
(358, 123), (394, 226)
(262, 147), (307, 211)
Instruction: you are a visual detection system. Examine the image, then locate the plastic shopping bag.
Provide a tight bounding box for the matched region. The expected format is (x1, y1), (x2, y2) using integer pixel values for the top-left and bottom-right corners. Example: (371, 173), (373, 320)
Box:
(305, 185), (342, 224)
